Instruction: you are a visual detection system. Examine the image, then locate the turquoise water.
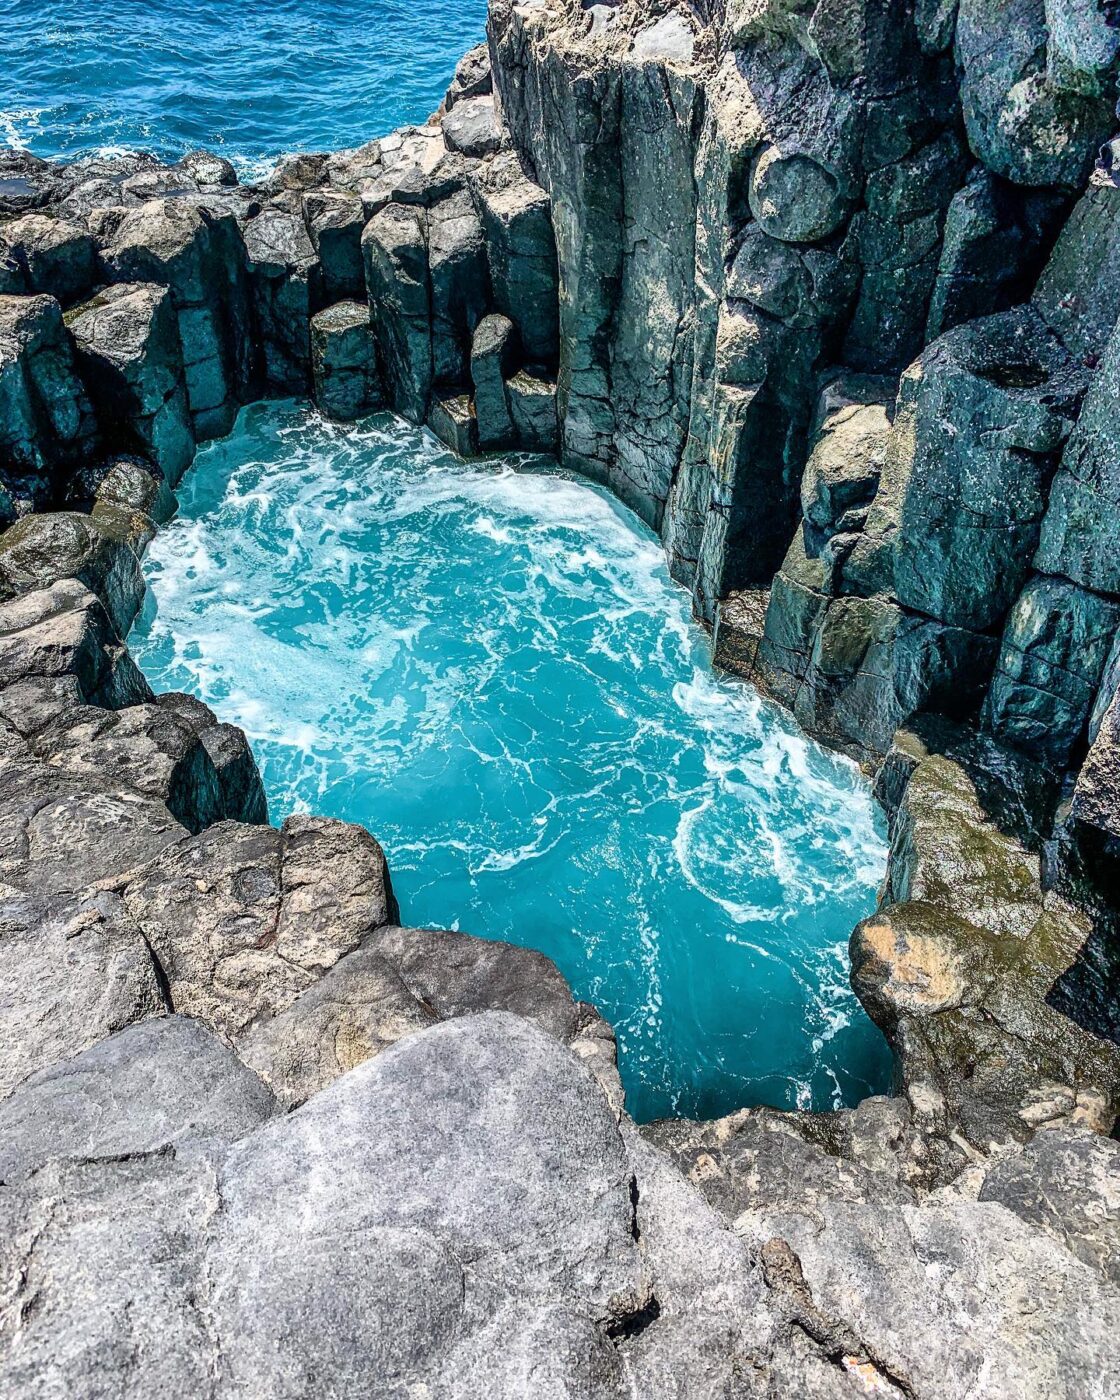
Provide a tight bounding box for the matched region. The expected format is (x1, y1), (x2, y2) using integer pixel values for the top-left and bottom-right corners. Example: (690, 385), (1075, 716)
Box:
(4, 0), (487, 177)
(130, 402), (890, 1122)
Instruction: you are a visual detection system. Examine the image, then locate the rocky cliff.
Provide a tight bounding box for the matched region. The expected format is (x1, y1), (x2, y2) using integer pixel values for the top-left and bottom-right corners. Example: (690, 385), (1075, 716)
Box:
(1, 1), (1120, 1395)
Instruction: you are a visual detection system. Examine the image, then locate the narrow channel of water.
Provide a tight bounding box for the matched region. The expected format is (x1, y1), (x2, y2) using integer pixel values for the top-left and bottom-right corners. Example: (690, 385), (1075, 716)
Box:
(130, 401), (891, 1122)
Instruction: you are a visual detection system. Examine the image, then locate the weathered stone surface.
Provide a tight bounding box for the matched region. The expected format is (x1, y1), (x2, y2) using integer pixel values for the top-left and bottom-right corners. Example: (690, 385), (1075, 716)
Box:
(0, 1015), (275, 1180)
(471, 311), (518, 448)
(362, 201), (432, 420)
(309, 299), (382, 421)
(442, 96), (506, 159)
(1035, 312), (1120, 597)
(978, 1126), (1120, 1284)
(0, 579), (149, 710)
(470, 150), (559, 368)
(926, 168), (1069, 340)
(209, 1014), (643, 1394)
(302, 188), (366, 301)
(154, 690), (268, 825)
(122, 815), (397, 1040)
(445, 42), (493, 110)
(1033, 183), (1120, 361)
(177, 148), (238, 188)
(0, 510), (145, 639)
(428, 388), (478, 456)
(0, 293), (98, 512)
(846, 308), (1082, 632)
(99, 198), (253, 439)
(0, 213), (96, 306)
(0, 887), (168, 1098)
(799, 375), (892, 537)
(238, 921), (589, 1107)
(956, 0), (1116, 188)
(853, 743), (1120, 1154)
(985, 574), (1120, 765)
(67, 281), (195, 485)
(508, 367), (558, 452)
(428, 187), (489, 387)
(242, 208), (319, 393)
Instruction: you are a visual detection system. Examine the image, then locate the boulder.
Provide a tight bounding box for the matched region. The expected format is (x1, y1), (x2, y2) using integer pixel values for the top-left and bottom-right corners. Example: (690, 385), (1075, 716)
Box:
(428, 389), (478, 456)
(88, 452), (176, 529)
(362, 201), (432, 421)
(0, 1015), (275, 1181)
(309, 300), (383, 421)
(441, 96), (507, 159)
(0, 213), (97, 306)
(154, 690), (268, 824)
(0, 293), (98, 511)
(470, 151), (559, 367)
(508, 368), (558, 452)
(99, 198), (254, 440)
(985, 574), (1120, 765)
(0, 511), (146, 639)
(955, 0), (1116, 188)
(471, 312), (519, 449)
(121, 815), (398, 1040)
(0, 579), (150, 710)
(67, 281), (195, 485)
(302, 188), (366, 302)
(445, 43), (493, 110)
(242, 208), (320, 393)
(176, 149), (238, 188)
(0, 887), (168, 1098)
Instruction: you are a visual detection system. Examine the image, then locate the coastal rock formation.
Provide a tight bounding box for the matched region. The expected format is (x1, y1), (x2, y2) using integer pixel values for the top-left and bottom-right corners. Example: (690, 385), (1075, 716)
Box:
(2, 0), (1120, 1394)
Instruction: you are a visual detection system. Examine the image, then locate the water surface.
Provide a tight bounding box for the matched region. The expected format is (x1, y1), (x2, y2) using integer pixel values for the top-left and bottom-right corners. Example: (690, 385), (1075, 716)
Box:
(130, 402), (890, 1121)
(4, 0), (487, 178)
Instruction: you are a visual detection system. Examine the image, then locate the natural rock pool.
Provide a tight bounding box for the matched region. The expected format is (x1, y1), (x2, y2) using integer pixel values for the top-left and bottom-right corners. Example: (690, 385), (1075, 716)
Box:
(130, 401), (891, 1121)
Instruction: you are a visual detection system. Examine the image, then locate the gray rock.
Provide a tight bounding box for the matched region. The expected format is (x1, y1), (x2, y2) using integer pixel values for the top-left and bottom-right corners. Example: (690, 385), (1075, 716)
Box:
(208, 1014), (643, 1394)
(122, 814), (397, 1040)
(310, 300), (383, 421)
(0, 579), (150, 710)
(303, 188), (366, 301)
(0, 887), (168, 1099)
(363, 201), (433, 421)
(471, 312), (519, 448)
(428, 388), (478, 456)
(428, 188), (489, 387)
(508, 368), (558, 452)
(846, 308), (1082, 633)
(1033, 184), (1120, 362)
(442, 96), (506, 159)
(956, 0), (1114, 188)
(242, 207), (320, 393)
(978, 1127), (1120, 1283)
(985, 575), (1120, 766)
(177, 148), (238, 188)
(445, 43), (493, 110)
(99, 198), (253, 440)
(154, 690), (268, 824)
(470, 151), (559, 367)
(0, 293), (98, 511)
(0, 213), (96, 307)
(1035, 312), (1120, 597)
(0, 1015), (275, 1180)
(67, 281), (195, 486)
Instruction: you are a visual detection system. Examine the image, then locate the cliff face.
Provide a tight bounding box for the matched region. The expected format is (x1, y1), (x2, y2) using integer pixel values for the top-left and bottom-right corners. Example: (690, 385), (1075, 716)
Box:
(1, 2), (1120, 1394)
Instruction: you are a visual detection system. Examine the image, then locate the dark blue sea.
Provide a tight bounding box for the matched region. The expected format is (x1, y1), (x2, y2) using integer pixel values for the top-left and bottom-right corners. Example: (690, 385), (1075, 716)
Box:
(4, 0), (488, 177)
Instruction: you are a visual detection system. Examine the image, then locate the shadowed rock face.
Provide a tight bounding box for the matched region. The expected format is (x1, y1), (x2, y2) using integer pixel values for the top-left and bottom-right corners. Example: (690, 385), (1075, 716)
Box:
(2, 1), (1120, 1392)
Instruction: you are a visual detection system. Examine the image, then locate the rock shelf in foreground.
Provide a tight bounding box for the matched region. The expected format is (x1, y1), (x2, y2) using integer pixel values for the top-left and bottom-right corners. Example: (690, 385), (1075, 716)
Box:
(1, 1), (1120, 1394)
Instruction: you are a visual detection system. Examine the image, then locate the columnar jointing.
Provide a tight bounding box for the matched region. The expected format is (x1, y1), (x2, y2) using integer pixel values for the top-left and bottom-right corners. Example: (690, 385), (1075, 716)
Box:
(1, 1), (1120, 1392)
